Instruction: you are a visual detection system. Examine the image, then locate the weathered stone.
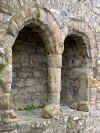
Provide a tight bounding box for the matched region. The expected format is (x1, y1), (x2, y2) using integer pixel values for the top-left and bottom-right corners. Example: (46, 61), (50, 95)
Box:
(24, 8), (33, 22)
(48, 54), (62, 68)
(0, 0), (100, 132)
(48, 92), (60, 104)
(48, 81), (61, 93)
(48, 68), (61, 83)
(96, 100), (100, 110)
(0, 93), (12, 110)
(14, 10), (26, 29)
(77, 102), (89, 112)
(8, 21), (19, 37)
(80, 75), (99, 89)
(43, 104), (63, 118)
(1, 109), (16, 123)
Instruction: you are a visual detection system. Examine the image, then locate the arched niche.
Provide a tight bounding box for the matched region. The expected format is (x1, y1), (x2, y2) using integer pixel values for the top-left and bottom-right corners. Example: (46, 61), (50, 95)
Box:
(12, 24), (48, 108)
(61, 19), (97, 111)
(61, 32), (94, 111)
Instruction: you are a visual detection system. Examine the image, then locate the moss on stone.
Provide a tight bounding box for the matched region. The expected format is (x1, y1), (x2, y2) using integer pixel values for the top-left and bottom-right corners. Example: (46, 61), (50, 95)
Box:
(18, 104), (45, 111)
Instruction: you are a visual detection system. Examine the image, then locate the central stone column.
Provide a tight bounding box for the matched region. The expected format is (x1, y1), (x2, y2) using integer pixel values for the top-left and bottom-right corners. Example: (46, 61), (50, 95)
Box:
(43, 54), (63, 118)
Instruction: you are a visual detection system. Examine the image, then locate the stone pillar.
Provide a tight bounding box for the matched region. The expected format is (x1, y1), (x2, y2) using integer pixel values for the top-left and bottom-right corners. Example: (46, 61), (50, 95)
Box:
(43, 55), (63, 118)
(95, 53), (100, 110)
(78, 75), (90, 111)
(96, 53), (100, 80)
(78, 76), (98, 111)
(0, 48), (16, 131)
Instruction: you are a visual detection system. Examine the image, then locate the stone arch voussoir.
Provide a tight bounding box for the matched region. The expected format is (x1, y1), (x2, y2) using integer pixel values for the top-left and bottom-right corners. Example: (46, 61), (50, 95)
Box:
(5, 7), (65, 55)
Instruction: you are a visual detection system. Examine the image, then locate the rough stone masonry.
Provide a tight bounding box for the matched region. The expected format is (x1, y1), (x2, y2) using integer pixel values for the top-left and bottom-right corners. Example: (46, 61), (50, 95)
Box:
(0, 0), (100, 133)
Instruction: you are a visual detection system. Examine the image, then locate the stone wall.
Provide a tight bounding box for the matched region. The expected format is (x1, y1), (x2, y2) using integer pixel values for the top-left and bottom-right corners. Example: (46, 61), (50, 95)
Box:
(12, 26), (48, 108)
(0, 0), (100, 132)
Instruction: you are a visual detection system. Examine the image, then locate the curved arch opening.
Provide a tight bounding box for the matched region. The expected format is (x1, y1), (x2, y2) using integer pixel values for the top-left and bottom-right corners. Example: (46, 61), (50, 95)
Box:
(12, 24), (48, 109)
(61, 32), (93, 111)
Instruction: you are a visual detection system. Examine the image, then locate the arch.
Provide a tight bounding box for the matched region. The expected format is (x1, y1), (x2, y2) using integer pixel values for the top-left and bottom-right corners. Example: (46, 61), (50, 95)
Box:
(12, 25), (48, 108)
(63, 19), (97, 67)
(0, 6), (65, 96)
(0, 6), (65, 91)
(2, 7), (64, 54)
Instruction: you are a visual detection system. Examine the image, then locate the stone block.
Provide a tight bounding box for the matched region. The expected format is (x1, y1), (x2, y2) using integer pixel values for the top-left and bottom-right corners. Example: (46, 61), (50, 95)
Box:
(43, 104), (63, 118)
(8, 21), (19, 37)
(48, 68), (61, 82)
(77, 101), (89, 112)
(48, 92), (60, 104)
(39, 8), (49, 25)
(90, 88), (97, 101)
(1, 109), (16, 123)
(96, 75), (100, 81)
(0, 93), (12, 110)
(95, 32), (100, 41)
(14, 10), (26, 29)
(96, 101), (100, 110)
(25, 8), (33, 20)
(48, 81), (61, 93)
(96, 93), (100, 100)
(80, 75), (99, 88)
(89, 103), (96, 111)
(48, 55), (62, 68)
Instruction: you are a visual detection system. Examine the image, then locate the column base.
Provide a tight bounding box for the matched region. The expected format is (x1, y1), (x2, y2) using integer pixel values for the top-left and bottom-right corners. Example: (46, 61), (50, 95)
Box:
(42, 104), (63, 118)
(77, 101), (89, 112)
(70, 101), (89, 112)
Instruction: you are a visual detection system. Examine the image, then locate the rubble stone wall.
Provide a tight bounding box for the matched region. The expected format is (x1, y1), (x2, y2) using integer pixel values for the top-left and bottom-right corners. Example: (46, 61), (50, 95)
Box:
(0, 0), (100, 132)
(12, 27), (48, 108)
(61, 34), (90, 106)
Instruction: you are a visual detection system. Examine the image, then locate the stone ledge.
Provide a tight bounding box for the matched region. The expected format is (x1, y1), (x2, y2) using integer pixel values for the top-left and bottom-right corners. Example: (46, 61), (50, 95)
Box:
(1, 106), (100, 133)
(6, 106), (88, 133)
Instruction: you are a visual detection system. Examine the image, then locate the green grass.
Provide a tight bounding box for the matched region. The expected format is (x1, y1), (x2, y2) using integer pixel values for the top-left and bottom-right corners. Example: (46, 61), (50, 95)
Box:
(18, 104), (45, 111)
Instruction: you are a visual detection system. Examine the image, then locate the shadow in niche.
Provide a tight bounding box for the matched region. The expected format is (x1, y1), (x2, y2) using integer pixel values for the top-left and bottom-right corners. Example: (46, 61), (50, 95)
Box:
(11, 25), (48, 109)
(61, 34), (90, 110)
